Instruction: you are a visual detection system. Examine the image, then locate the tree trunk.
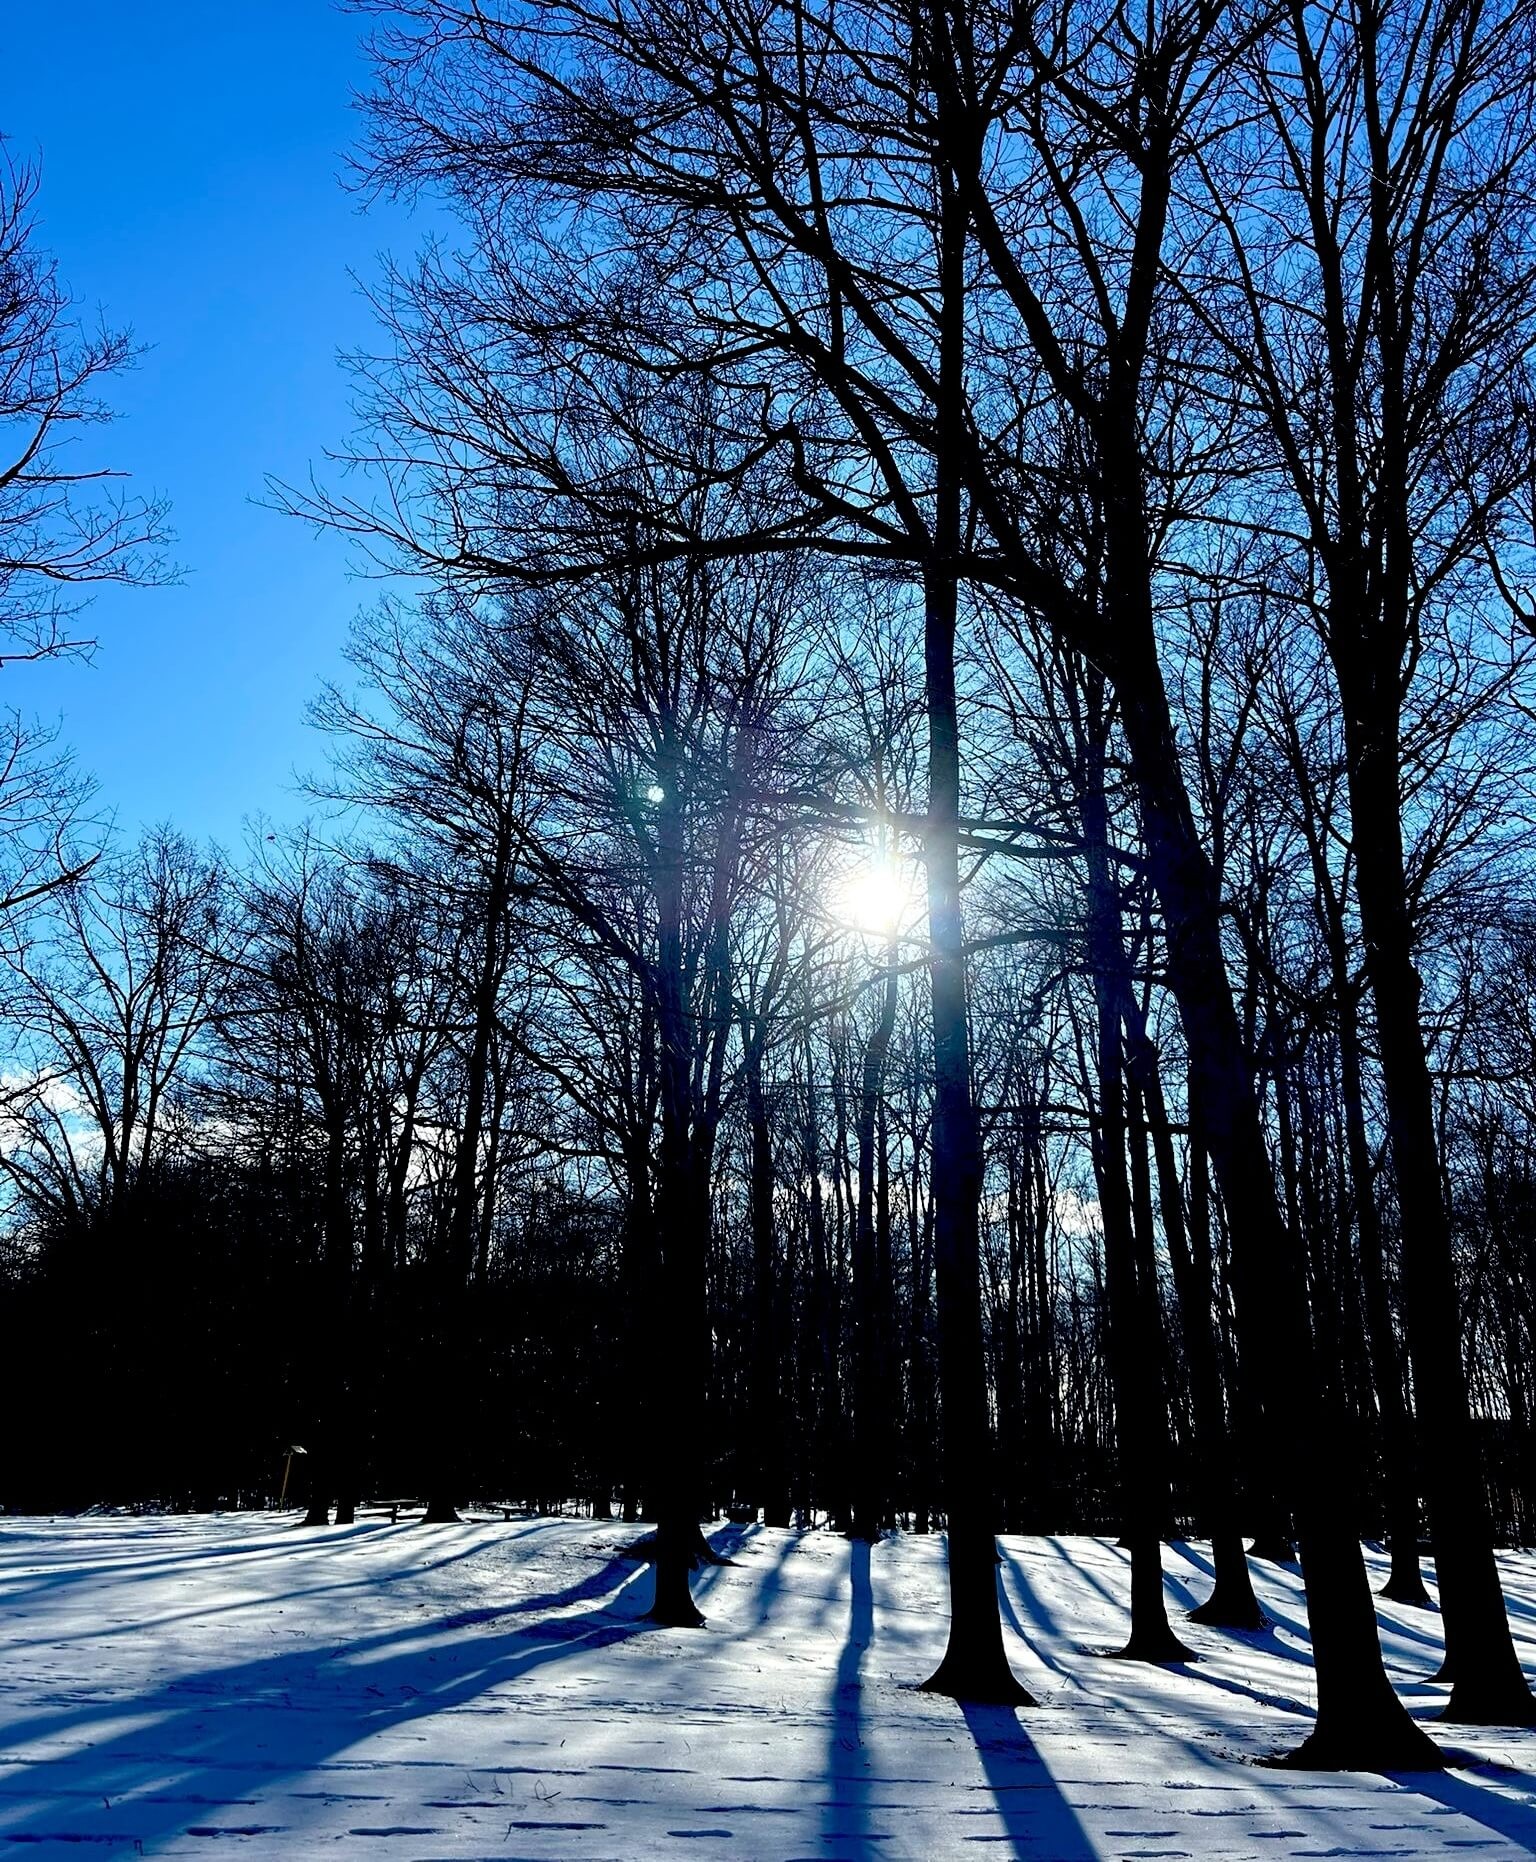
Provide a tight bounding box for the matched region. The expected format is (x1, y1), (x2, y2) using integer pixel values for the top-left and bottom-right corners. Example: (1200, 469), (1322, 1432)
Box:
(803, 1056), (846, 1530)
(1106, 597), (1441, 1767)
(1342, 694), (1534, 1722)
(1337, 986), (1430, 1607)
(918, 153), (1029, 1705)
(746, 1033), (791, 1527)
(306, 1115), (356, 1528)
(1125, 1010), (1263, 1628)
(852, 955), (899, 1540)
(619, 1146), (656, 1525)
(645, 763), (706, 1628)
(1079, 736), (1192, 1663)
(875, 1097), (896, 1527)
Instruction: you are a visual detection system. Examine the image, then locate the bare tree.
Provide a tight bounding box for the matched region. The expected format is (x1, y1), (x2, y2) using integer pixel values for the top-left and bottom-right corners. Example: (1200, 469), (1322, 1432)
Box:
(321, 0), (1452, 1752)
(0, 148), (171, 927)
(0, 828), (225, 1221)
(1195, 0), (1536, 1725)
(0, 147), (170, 663)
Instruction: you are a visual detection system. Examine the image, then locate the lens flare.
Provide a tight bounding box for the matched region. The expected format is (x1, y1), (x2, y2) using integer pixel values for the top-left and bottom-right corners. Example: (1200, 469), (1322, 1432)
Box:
(834, 856), (916, 935)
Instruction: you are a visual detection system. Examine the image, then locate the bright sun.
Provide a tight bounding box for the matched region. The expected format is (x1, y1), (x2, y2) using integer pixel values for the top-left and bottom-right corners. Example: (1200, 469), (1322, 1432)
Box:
(834, 856), (918, 936)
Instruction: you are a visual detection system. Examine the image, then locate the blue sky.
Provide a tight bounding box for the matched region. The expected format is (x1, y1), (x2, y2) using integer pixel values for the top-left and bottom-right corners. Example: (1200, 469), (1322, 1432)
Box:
(0, 2), (421, 851)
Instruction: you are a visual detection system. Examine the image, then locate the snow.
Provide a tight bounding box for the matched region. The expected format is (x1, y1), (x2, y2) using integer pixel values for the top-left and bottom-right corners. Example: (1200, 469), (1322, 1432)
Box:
(3, 1515), (1536, 1857)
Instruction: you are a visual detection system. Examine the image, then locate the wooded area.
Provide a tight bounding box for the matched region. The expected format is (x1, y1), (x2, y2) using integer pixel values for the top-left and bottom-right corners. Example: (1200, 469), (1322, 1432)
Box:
(4, 0), (1536, 1773)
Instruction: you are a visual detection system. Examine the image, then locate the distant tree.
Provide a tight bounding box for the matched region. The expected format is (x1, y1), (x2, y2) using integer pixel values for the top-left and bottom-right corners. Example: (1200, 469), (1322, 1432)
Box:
(304, 364), (819, 1611)
(314, 599), (537, 1521)
(219, 836), (410, 1526)
(0, 827), (226, 1221)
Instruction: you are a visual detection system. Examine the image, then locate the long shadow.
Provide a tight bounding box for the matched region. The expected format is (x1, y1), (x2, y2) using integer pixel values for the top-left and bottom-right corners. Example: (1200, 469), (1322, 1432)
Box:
(999, 1545), (1062, 1635)
(0, 1526), (351, 1604)
(819, 1539), (877, 1859)
(1172, 1539), (1457, 1694)
(1353, 1553), (1448, 1661)
(1372, 1604), (1449, 1663)
(1048, 1537), (1137, 1625)
(1172, 1660), (1312, 1718)
(0, 1515), (547, 1617)
(1166, 1542), (1314, 1666)
(1045, 1537), (1122, 1606)
(958, 1704), (1099, 1859)
(703, 1520), (758, 1561)
(1482, 1587), (1536, 1628)
(996, 1548), (1080, 1688)
(746, 1529), (797, 1627)
(3, 1533), (501, 1652)
(766, 1528), (859, 1644)
(1156, 1545), (1362, 1721)
(0, 1552), (658, 1852)
(1, 1547), (649, 1756)
(1052, 1538), (1196, 1658)
(1410, 1759), (1536, 1848)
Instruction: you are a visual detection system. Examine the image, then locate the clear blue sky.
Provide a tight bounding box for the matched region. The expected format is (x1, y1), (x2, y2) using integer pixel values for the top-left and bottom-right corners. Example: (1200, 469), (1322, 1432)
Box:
(1, 1), (421, 851)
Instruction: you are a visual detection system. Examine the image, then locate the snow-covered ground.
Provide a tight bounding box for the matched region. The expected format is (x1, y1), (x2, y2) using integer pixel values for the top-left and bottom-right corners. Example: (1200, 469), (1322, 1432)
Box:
(3, 1514), (1536, 1857)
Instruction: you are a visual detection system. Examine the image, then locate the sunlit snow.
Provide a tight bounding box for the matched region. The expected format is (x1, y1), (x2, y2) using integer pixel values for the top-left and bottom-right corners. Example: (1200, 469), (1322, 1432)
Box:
(4, 1516), (1536, 1856)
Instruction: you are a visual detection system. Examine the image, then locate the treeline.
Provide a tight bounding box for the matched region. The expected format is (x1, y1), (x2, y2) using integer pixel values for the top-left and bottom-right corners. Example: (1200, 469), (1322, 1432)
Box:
(9, 811), (1536, 1550)
(6, 0), (1536, 1773)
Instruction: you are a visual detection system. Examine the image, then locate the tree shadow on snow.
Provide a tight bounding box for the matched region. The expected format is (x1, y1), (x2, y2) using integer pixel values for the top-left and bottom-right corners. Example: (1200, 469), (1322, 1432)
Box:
(1165, 1541), (1314, 1663)
(2, 1530), (499, 1653)
(0, 1519), (369, 1608)
(1053, 1538), (1204, 1661)
(746, 1528), (798, 1627)
(1168, 1541), (1457, 1703)
(1409, 1757), (1536, 1849)
(818, 1537), (877, 1859)
(996, 1546), (1082, 1688)
(959, 1703), (1099, 1859)
(1479, 1586), (1536, 1642)
(0, 1549), (665, 1852)
(0, 1516), (570, 1629)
